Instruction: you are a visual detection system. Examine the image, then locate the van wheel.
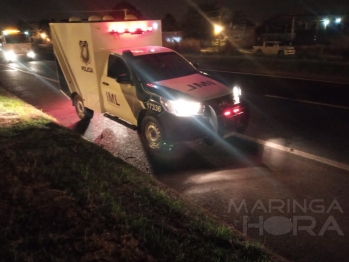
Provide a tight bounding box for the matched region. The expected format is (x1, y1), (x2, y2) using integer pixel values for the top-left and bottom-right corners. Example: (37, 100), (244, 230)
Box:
(74, 95), (94, 120)
(141, 116), (165, 150)
(278, 51), (285, 56)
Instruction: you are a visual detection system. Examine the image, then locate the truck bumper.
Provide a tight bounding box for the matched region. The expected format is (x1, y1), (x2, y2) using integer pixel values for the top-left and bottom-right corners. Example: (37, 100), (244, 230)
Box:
(157, 103), (249, 142)
(158, 113), (210, 141)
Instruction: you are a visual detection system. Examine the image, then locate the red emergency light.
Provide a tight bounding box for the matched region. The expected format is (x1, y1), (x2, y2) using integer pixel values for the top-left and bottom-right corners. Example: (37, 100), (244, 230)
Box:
(109, 26), (153, 36)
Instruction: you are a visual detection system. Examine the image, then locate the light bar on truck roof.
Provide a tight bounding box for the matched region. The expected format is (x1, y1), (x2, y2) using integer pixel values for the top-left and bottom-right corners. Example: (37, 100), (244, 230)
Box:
(109, 25), (153, 36)
(108, 22), (155, 36)
(3, 29), (20, 35)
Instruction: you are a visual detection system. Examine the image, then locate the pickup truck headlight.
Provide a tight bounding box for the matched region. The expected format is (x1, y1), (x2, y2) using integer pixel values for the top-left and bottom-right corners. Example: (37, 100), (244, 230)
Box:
(233, 86), (241, 96)
(27, 51), (36, 58)
(233, 86), (241, 103)
(4, 51), (16, 61)
(160, 97), (204, 117)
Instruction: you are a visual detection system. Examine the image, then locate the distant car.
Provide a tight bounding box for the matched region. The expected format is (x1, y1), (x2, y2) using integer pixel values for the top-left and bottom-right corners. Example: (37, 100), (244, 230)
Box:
(0, 30), (36, 62)
(252, 41), (295, 56)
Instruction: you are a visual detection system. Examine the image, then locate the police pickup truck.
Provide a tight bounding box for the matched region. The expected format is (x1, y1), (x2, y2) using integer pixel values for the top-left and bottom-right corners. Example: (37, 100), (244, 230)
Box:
(50, 16), (249, 151)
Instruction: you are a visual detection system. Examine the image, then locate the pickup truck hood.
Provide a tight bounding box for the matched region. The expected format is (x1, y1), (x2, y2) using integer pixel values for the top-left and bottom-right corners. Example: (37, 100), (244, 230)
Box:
(152, 73), (231, 102)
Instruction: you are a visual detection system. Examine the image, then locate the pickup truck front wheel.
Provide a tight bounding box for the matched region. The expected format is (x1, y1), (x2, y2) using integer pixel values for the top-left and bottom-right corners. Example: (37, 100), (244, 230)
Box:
(74, 95), (94, 120)
(141, 116), (165, 150)
(278, 51), (285, 56)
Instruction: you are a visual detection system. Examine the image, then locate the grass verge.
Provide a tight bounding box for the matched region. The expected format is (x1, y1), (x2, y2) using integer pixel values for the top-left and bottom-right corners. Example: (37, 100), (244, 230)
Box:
(0, 87), (286, 261)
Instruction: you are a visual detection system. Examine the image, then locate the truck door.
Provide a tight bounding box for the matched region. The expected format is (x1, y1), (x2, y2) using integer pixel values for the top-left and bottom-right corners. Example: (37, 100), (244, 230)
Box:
(101, 54), (138, 126)
(271, 43), (278, 55)
(265, 42), (273, 55)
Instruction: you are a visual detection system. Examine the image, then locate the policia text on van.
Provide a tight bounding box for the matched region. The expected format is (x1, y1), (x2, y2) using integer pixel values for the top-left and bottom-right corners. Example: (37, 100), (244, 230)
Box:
(50, 16), (249, 151)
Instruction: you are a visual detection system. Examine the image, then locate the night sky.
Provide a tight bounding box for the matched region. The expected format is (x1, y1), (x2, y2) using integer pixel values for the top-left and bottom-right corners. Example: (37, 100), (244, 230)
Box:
(0, 0), (348, 27)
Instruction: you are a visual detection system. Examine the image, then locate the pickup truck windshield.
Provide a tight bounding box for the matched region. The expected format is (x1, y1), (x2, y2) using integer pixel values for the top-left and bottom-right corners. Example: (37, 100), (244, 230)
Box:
(4, 34), (29, 44)
(127, 52), (197, 82)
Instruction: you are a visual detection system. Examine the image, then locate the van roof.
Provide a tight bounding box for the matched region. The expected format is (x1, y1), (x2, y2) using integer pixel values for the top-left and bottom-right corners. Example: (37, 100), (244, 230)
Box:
(111, 46), (173, 56)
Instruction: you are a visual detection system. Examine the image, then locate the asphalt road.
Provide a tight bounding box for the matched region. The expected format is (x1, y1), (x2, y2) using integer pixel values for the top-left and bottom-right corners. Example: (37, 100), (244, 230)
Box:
(1, 58), (348, 262)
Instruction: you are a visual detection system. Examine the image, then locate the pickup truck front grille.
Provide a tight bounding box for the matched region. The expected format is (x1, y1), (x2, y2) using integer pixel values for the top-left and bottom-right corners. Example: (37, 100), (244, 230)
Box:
(204, 94), (236, 116)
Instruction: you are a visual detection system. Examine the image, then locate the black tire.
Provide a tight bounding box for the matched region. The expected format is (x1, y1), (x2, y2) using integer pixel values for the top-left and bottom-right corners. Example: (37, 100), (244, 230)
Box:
(278, 51), (285, 56)
(256, 49), (263, 55)
(236, 110), (249, 133)
(203, 136), (216, 146)
(141, 116), (165, 150)
(74, 95), (94, 120)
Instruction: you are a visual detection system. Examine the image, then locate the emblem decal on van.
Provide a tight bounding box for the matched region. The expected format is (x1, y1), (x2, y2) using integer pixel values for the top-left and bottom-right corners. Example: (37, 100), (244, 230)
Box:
(79, 40), (90, 65)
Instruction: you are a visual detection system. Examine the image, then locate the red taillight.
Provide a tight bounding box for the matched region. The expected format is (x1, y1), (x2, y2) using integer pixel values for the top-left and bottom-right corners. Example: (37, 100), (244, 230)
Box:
(223, 106), (241, 118)
(146, 83), (157, 88)
(224, 110), (232, 116)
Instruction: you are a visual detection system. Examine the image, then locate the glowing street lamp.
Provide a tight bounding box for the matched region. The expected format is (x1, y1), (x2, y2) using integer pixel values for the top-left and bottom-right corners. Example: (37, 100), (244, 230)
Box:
(323, 19), (330, 28)
(214, 24), (223, 35)
(213, 24), (224, 52)
(335, 18), (341, 24)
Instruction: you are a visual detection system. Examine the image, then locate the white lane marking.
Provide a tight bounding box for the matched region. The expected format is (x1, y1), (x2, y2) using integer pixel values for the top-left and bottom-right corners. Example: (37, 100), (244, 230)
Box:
(224, 132), (349, 172)
(265, 95), (349, 110)
(0, 64), (58, 83)
(203, 69), (349, 85)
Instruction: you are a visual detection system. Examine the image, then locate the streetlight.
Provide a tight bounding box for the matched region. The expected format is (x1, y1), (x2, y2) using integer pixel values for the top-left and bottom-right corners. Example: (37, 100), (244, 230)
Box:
(214, 24), (223, 35)
(213, 24), (223, 52)
(323, 19), (330, 29)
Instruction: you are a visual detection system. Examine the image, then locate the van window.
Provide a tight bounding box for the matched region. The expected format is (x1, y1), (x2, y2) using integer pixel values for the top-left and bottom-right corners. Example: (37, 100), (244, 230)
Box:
(107, 55), (129, 78)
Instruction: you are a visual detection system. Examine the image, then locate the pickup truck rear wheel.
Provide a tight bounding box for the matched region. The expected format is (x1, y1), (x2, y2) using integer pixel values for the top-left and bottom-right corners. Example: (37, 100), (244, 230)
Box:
(74, 95), (94, 120)
(141, 116), (165, 150)
(236, 107), (250, 133)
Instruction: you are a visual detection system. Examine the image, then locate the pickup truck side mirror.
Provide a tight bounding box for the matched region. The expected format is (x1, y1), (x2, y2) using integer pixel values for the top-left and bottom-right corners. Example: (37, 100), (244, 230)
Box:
(116, 74), (132, 84)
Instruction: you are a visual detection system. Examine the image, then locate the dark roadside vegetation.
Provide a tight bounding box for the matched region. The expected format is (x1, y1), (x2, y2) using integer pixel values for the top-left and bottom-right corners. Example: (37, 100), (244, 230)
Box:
(163, 39), (349, 83)
(0, 88), (287, 261)
(35, 43), (349, 83)
(184, 52), (349, 83)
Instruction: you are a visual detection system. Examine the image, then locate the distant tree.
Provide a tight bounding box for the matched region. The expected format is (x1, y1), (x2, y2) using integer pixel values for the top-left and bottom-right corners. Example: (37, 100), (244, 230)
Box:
(16, 20), (32, 31)
(38, 19), (51, 38)
(162, 13), (177, 31)
(110, 1), (143, 20)
(39, 20), (50, 32)
(181, 1), (220, 39)
(219, 8), (233, 24)
(232, 10), (248, 26)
